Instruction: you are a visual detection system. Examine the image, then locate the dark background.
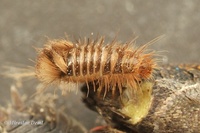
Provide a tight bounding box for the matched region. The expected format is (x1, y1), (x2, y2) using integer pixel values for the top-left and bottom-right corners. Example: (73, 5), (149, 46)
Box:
(0, 0), (200, 130)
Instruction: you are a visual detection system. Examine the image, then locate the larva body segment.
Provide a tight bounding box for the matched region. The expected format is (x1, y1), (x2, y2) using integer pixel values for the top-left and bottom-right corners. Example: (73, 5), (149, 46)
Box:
(35, 37), (156, 94)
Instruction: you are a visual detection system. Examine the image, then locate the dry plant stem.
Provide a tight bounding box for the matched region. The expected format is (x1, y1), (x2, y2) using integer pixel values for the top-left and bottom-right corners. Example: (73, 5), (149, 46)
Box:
(82, 64), (200, 133)
(0, 87), (87, 133)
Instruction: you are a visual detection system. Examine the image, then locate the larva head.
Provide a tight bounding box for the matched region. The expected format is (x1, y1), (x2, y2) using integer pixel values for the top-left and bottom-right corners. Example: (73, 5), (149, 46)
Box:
(137, 52), (156, 80)
(129, 44), (157, 81)
(35, 39), (74, 84)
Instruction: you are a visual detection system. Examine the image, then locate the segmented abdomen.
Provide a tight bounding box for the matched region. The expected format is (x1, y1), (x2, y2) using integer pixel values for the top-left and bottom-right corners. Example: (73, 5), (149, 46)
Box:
(36, 37), (156, 94)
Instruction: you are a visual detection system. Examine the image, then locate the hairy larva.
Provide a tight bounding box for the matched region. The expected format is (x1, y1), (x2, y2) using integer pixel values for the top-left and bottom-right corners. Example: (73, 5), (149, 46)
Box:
(35, 36), (158, 96)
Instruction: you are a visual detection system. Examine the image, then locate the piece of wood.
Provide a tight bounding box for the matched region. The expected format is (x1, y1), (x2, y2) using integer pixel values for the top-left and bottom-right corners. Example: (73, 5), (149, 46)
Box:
(82, 64), (200, 133)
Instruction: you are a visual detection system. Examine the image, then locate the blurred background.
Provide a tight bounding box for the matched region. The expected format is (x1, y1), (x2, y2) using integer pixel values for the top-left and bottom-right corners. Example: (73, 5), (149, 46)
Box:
(0, 0), (200, 130)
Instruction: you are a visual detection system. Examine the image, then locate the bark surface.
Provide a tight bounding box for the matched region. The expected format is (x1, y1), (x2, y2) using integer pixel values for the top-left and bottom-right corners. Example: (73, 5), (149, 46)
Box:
(82, 64), (200, 133)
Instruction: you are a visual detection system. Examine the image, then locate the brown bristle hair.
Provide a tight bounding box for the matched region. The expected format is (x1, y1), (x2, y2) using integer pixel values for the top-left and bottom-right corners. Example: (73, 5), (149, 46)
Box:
(35, 36), (157, 96)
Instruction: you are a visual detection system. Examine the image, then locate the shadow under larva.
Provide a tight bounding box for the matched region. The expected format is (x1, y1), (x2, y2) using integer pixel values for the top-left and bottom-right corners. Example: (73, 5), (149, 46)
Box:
(35, 36), (159, 96)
